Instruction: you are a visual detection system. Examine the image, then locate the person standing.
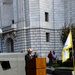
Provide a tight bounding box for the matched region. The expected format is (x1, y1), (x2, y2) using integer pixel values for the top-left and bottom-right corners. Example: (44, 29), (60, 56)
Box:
(52, 51), (57, 64)
(48, 51), (53, 67)
(33, 52), (38, 58)
(25, 48), (33, 75)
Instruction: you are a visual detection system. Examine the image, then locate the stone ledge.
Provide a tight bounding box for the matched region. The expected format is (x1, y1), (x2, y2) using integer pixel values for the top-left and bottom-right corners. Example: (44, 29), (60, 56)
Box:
(54, 68), (74, 75)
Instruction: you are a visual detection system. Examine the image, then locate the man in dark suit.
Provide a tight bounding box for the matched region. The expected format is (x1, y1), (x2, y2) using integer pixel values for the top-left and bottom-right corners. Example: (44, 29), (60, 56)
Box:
(25, 48), (33, 75)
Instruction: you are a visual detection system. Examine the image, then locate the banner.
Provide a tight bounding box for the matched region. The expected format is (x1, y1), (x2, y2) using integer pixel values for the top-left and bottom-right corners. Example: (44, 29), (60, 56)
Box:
(63, 30), (73, 50)
(62, 49), (70, 62)
(62, 30), (73, 63)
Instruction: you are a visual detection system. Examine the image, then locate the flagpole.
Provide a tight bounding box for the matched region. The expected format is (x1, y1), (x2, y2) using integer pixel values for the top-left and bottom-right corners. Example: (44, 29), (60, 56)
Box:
(69, 1), (75, 70)
(71, 40), (75, 74)
(72, 43), (74, 68)
(70, 27), (74, 71)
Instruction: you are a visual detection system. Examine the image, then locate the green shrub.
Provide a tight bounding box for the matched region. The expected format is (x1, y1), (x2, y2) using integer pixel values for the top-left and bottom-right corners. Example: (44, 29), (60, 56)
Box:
(57, 60), (73, 67)
(47, 59), (73, 67)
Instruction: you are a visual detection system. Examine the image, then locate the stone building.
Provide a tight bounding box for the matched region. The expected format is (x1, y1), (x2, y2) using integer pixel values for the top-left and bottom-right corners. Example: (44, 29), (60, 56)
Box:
(0, 0), (75, 59)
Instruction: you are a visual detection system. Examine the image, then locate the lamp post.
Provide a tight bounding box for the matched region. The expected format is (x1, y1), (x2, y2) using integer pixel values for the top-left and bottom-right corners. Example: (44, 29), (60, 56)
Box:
(0, 29), (3, 53)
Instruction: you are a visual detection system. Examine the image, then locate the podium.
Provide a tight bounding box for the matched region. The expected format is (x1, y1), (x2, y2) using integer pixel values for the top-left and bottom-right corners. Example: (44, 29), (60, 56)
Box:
(27, 58), (46, 75)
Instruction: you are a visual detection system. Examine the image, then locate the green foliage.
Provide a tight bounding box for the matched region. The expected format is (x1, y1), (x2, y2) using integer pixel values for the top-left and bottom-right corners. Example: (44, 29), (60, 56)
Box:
(62, 60), (73, 67)
(60, 24), (75, 50)
(57, 60), (73, 67)
(47, 60), (73, 68)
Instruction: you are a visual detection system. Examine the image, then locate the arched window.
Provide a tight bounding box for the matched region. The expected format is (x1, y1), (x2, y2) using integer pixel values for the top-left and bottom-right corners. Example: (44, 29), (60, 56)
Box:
(6, 38), (14, 52)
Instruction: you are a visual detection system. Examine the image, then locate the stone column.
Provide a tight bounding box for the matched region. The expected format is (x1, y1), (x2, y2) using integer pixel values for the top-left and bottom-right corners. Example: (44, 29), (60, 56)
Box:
(13, 0), (18, 24)
(17, 0), (26, 30)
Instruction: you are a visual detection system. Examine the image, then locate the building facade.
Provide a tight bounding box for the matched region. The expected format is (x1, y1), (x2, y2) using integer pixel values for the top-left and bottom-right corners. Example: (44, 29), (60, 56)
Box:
(0, 0), (75, 59)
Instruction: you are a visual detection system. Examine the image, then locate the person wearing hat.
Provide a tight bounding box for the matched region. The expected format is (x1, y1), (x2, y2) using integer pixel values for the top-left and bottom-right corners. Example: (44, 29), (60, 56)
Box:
(25, 48), (34, 75)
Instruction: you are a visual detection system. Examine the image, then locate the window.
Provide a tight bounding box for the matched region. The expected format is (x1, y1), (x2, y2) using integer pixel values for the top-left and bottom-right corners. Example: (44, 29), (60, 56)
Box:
(12, 20), (14, 24)
(46, 33), (49, 42)
(1, 61), (11, 70)
(45, 12), (49, 22)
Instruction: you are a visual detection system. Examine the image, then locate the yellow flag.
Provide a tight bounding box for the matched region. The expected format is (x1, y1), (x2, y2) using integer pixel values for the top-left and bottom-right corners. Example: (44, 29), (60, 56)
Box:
(62, 49), (70, 63)
(62, 30), (73, 63)
(63, 30), (73, 50)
